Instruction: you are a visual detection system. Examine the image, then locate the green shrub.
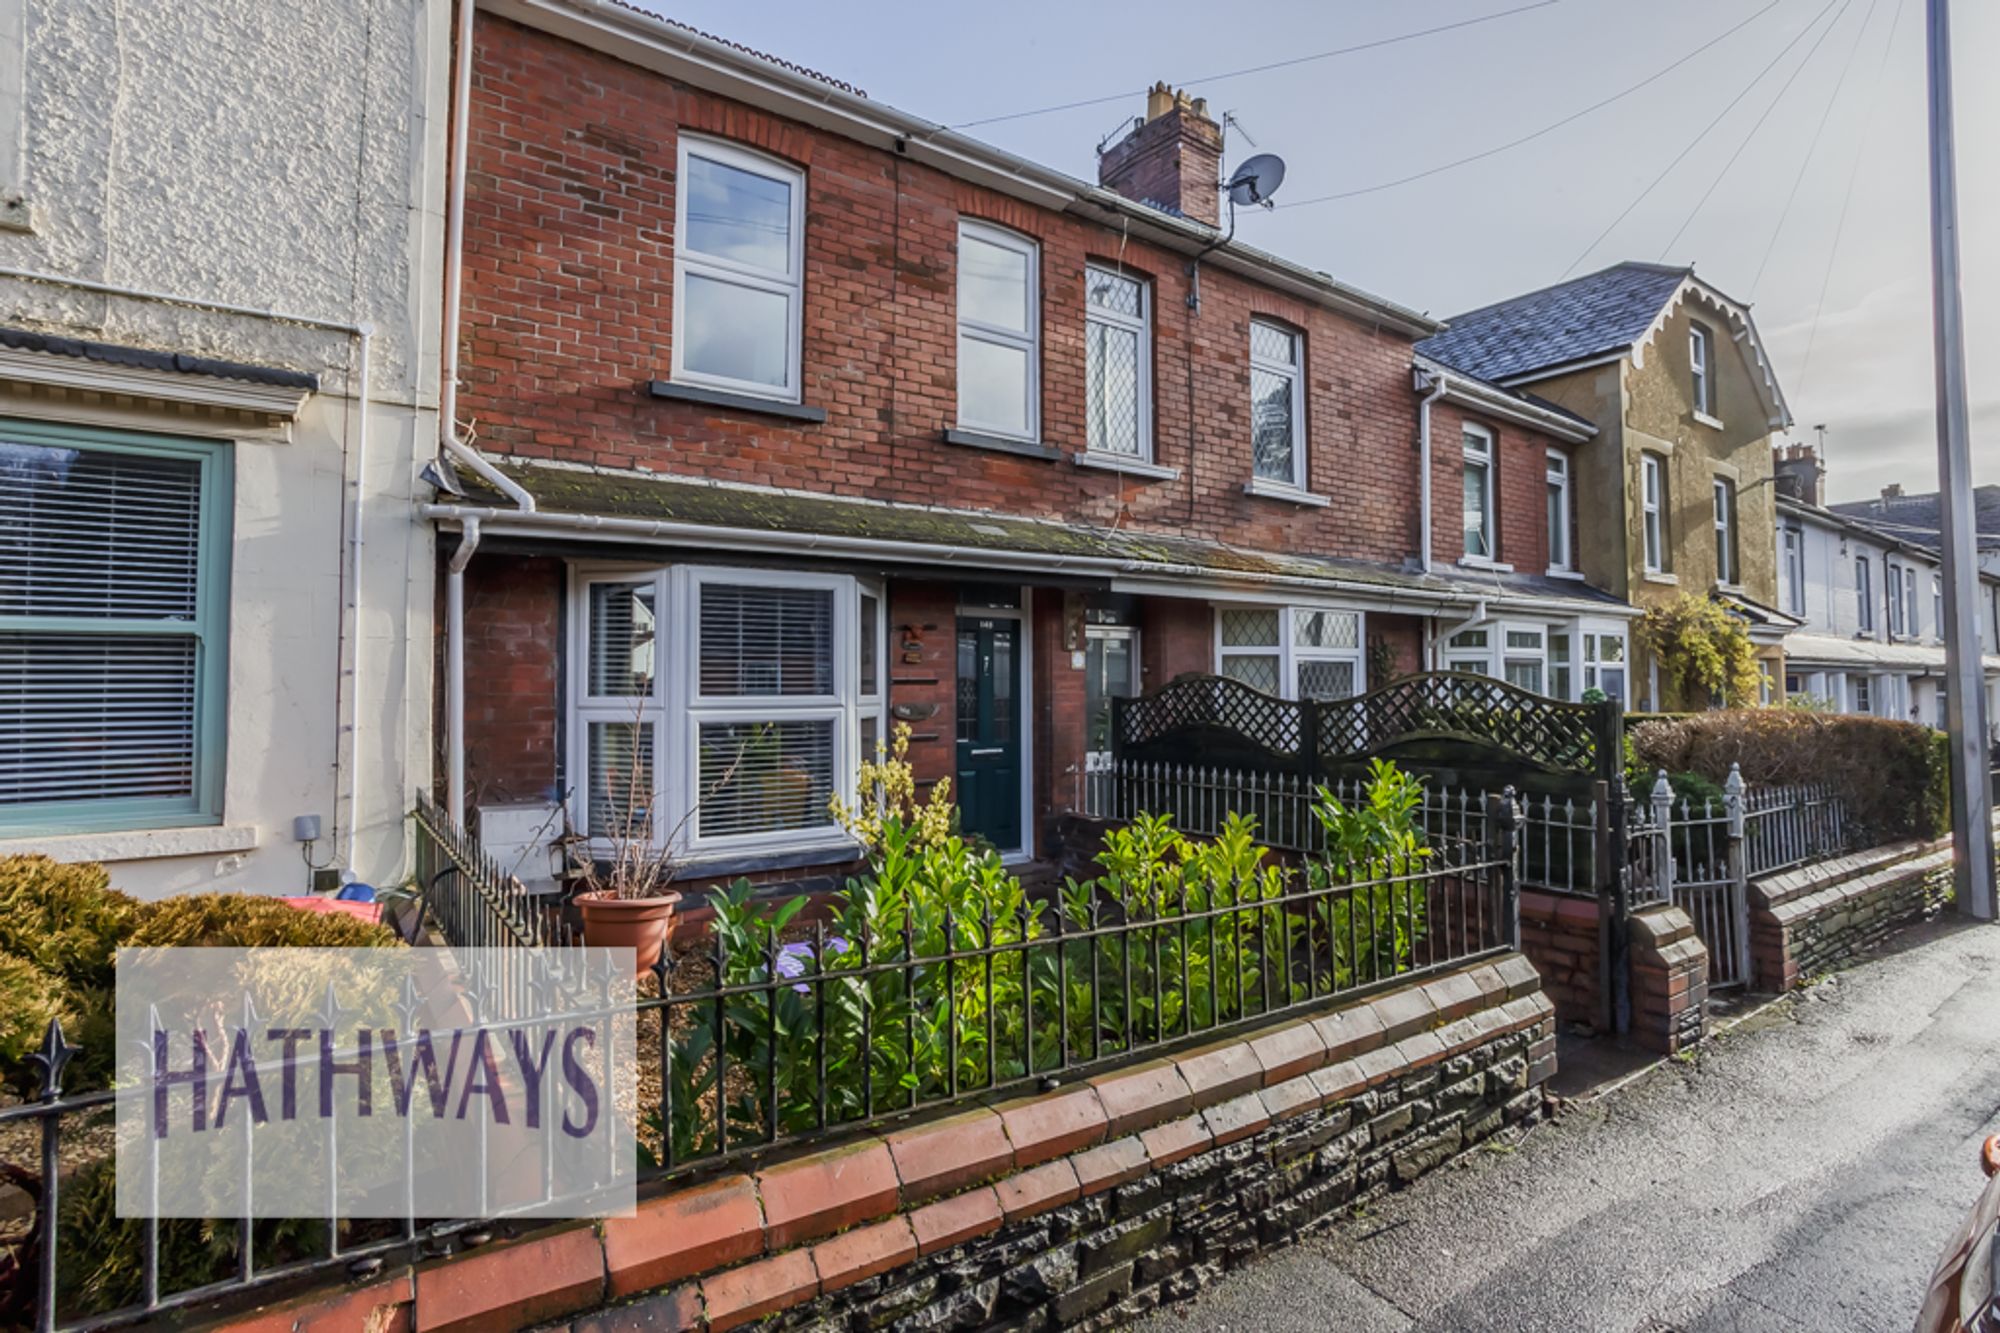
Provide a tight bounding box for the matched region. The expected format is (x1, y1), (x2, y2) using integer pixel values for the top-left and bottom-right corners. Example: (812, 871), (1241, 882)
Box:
(0, 951), (71, 1076)
(0, 856), (137, 990)
(125, 892), (397, 949)
(1628, 710), (1947, 841)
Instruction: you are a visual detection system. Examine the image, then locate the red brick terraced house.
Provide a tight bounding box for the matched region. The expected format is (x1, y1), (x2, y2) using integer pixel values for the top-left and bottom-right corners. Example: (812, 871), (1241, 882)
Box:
(427, 0), (1634, 888)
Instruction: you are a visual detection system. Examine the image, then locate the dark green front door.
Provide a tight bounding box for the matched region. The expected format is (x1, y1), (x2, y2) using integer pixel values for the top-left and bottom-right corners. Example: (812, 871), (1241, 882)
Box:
(956, 616), (1021, 851)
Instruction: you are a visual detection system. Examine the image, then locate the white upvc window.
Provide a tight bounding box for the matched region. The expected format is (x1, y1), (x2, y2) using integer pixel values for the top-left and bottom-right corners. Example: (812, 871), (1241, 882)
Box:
(1580, 624), (1628, 703)
(571, 565), (883, 860)
(1461, 423), (1495, 562)
(1215, 605), (1364, 701)
(671, 136), (805, 402)
(1443, 622), (1550, 696)
(1888, 560), (1906, 636)
(956, 220), (1041, 441)
(1545, 450), (1572, 573)
(1641, 453), (1667, 573)
(1084, 264), (1152, 460)
(1903, 564), (1919, 638)
(1689, 320), (1713, 418)
(1712, 477), (1737, 585)
(1249, 320), (1306, 490)
(1933, 575), (1943, 642)
(1856, 556), (1874, 632)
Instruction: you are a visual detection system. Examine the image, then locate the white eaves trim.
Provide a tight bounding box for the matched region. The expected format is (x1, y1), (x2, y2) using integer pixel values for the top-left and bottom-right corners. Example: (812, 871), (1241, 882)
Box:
(0, 345), (314, 417)
(1412, 355), (1595, 444)
(481, 0), (1441, 340)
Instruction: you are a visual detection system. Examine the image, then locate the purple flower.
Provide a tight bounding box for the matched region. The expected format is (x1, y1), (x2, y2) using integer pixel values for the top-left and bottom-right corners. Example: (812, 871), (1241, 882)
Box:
(775, 937), (849, 993)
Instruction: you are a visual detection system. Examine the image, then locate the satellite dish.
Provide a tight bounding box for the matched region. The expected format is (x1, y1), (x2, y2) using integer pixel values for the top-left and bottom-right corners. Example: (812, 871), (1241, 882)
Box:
(1225, 153), (1287, 207)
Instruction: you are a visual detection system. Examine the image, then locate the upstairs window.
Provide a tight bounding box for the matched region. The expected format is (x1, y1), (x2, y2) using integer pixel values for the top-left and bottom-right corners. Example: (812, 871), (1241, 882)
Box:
(956, 220), (1040, 441)
(672, 137), (805, 401)
(1855, 555), (1874, 632)
(0, 421), (232, 835)
(1084, 265), (1151, 460)
(1641, 453), (1667, 573)
(1689, 320), (1714, 418)
(1781, 523), (1804, 615)
(1902, 565), (1919, 638)
(1545, 450), (1572, 572)
(1461, 424), (1495, 561)
(1712, 478), (1738, 585)
(1249, 320), (1306, 490)
(1933, 575), (1943, 640)
(1888, 561), (1906, 636)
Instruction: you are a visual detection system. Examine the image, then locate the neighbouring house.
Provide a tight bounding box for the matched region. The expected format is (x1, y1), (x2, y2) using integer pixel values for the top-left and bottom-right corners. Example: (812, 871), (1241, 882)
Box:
(1779, 450), (2000, 730)
(0, 0), (446, 896)
(428, 4), (1628, 890)
(1418, 262), (1798, 710)
(1826, 483), (2000, 581)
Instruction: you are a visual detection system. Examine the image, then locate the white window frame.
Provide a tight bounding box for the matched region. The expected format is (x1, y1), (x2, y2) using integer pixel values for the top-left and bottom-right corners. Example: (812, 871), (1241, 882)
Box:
(1689, 320), (1713, 419)
(1933, 575), (1943, 642)
(567, 563), (884, 863)
(670, 135), (806, 403)
(1082, 262), (1153, 463)
(1712, 477), (1737, 586)
(1461, 422), (1497, 564)
(1440, 620), (1557, 696)
(1903, 564), (1919, 639)
(956, 219), (1041, 442)
(1248, 318), (1307, 492)
(1545, 450), (1573, 573)
(1642, 454), (1666, 574)
(1579, 622), (1630, 704)
(1888, 560), (1906, 636)
(1213, 604), (1366, 702)
(1856, 556), (1874, 633)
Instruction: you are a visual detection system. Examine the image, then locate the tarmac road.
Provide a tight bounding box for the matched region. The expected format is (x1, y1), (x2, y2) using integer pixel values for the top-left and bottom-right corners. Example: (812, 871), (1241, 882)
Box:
(1136, 914), (2000, 1332)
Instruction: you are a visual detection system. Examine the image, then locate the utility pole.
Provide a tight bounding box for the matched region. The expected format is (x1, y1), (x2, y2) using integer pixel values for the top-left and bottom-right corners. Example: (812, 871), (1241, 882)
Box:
(1924, 0), (1995, 918)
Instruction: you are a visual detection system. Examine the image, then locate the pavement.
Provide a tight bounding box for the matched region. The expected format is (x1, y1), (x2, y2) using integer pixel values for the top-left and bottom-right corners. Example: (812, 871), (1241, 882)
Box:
(1136, 915), (2000, 1332)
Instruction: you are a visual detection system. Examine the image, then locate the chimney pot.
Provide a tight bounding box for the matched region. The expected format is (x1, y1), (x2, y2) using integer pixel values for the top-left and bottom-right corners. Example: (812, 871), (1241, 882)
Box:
(1099, 83), (1224, 227)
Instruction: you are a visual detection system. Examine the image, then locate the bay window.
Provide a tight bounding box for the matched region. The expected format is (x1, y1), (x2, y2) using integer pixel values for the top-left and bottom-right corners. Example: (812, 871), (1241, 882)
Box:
(572, 566), (883, 858)
(672, 136), (805, 401)
(1215, 605), (1364, 701)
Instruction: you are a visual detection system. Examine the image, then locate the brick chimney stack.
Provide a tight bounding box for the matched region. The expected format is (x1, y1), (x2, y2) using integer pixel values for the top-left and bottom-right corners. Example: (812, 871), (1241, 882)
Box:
(1772, 442), (1824, 506)
(1097, 83), (1224, 228)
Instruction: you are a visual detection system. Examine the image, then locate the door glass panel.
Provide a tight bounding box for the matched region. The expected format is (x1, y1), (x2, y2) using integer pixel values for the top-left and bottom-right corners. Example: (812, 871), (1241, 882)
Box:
(956, 628), (978, 742)
(1085, 631), (1135, 757)
(991, 626), (1016, 742)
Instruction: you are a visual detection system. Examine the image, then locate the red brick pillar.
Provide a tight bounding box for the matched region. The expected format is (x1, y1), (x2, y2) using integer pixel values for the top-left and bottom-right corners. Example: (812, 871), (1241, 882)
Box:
(1626, 904), (1708, 1054)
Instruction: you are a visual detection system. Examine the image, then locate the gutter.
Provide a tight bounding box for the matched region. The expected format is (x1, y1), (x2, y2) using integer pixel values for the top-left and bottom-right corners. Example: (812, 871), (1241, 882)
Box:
(480, 0), (1441, 340)
(1413, 354), (1596, 443)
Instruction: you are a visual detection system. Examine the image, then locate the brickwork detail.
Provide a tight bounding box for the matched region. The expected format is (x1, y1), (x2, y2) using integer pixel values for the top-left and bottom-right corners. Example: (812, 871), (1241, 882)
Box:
(1627, 904), (1708, 1054)
(1518, 889), (1603, 1028)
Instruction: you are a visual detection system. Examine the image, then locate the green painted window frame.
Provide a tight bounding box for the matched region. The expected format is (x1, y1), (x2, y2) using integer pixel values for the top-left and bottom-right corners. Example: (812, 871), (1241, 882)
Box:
(0, 416), (233, 836)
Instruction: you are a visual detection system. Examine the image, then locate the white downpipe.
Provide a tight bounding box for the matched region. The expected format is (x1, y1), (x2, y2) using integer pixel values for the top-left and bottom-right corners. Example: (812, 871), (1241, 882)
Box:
(0, 264), (378, 875)
(446, 517), (481, 824)
(1415, 367), (1448, 576)
(439, 0), (534, 513)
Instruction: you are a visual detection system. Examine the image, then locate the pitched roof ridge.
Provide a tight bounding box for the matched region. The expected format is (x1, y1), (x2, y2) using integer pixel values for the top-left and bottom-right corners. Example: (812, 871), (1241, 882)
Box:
(1441, 260), (1690, 324)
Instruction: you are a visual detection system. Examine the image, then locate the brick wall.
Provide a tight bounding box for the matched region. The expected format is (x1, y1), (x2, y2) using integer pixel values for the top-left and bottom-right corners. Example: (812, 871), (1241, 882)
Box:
(1518, 889), (1602, 1029)
(459, 15), (1453, 570)
(462, 553), (564, 807)
(1626, 904), (1707, 1054)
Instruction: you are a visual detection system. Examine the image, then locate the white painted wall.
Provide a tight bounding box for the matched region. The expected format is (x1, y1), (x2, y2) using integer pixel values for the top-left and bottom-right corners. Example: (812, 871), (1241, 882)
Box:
(0, 0), (447, 897)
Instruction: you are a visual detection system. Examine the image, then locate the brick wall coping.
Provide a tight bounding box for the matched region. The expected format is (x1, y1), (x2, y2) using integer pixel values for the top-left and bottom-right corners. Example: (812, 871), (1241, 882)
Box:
(1757, 845), (1953, 931)
(204, 955), (1550, 1333)
(1751, 836), (1951, 914)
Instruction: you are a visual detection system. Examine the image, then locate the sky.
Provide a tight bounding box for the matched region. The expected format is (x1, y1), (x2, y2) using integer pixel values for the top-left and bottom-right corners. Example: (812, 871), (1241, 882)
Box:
(640, 0), (1995, 505)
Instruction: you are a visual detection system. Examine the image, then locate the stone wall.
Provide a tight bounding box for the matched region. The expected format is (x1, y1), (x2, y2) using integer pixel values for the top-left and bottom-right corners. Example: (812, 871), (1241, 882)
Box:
(1750, 839), (1955, 991)
(208, 957), (1555, 1333)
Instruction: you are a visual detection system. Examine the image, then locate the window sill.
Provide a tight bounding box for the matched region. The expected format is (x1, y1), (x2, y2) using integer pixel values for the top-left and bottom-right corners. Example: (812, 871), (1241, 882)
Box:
(1457, 557), (1515, 574)
(647, 379), (827, 424)
(0, 823), (256, 865)
(667, 839), (864, 880)
(1074, 451), (1180, 482)
(943, 429), (1063, 461)
(1693, 410), (1725, 431)
(1242, 477), (1330, 507)
(1545, 567), (1586, 581)
(1642, 570), (1680, 586)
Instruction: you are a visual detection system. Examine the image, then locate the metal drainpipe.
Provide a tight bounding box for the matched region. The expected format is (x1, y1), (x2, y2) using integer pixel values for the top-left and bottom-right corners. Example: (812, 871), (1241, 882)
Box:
(446, 517), (481, 824)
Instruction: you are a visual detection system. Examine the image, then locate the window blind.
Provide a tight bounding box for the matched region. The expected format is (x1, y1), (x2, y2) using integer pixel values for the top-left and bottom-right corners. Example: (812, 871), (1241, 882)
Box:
(0, 444), (201, 618)
(696, 719), (836, 838)
(0, 635), (197, 804)
(698, 584), (833, 696)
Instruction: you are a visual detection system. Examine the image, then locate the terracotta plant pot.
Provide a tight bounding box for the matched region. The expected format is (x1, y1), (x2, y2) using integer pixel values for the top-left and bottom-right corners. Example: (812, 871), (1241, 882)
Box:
(576, 891), (682, 975)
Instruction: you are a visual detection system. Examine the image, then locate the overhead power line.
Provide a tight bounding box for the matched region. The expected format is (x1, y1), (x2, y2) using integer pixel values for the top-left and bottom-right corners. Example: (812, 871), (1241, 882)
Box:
(1750, 0), (1883, 294)
(1654, 0), (1855, 262)
(950, 1), (1559, 131)
(1561, 0), (1845, 279)
(1264, 0), (1788, 212)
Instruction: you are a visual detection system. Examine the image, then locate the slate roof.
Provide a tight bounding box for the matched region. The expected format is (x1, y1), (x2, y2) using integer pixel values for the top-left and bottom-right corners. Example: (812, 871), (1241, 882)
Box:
(0, 325), (320, 391)
(601, 0), (866, 97)
(1826, 487), (2000, 553)
(1416, 262), (1692, 384)
(458, 460), (1631, 615)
